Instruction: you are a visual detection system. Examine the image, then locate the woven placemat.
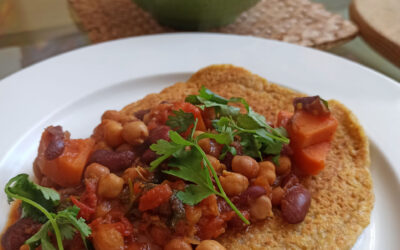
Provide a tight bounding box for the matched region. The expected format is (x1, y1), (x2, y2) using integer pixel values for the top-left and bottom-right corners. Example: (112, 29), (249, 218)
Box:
(68, 0), (358, 49)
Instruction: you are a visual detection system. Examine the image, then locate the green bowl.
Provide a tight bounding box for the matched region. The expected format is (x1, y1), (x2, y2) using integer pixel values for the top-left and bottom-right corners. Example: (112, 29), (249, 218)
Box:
(133, 0), (261, 30)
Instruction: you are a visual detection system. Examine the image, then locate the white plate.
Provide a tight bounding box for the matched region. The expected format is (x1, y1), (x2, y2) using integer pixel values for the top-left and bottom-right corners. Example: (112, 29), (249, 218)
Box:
(0, 33), (399, 249)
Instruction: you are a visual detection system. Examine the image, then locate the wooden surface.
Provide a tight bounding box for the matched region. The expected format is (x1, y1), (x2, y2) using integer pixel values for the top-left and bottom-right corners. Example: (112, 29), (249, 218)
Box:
(68, 0), (358, 49)
(350, 0), (400, 67)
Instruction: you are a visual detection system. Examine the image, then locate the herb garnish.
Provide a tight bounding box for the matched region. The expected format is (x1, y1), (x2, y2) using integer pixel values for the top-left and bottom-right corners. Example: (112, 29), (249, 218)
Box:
(187, 86), (289, 159)
(166, 110), (195, 133)
(151, 87), (290, 225)
(150, 123), (250, 224)
(5, 174), (91, 250)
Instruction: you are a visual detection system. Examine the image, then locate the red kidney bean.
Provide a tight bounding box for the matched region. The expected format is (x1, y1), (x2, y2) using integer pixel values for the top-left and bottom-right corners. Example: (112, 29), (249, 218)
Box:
(235, 186), (266, 207)
(147, 125), (171, 145)
(44, 126), (65, 160)
(89, 149), (135, 172)
(293, 96), (330, 116)
(142, 149), (158, 165)
(281, 185), (311, 224)
(1, 218), (42, 250)
(134, 109), (150, 120)
(281, 173), (299, 189)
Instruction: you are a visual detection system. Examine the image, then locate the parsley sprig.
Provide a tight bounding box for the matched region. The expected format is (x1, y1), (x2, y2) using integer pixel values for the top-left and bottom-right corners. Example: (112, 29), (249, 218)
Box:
(5, 174), (91, 250)
(187, 86), (289, 159)
(150, 122), (250, 225)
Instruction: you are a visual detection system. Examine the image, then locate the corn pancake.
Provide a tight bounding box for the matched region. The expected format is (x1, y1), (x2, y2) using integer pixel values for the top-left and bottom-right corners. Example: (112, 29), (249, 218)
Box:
(121, 65), (374, 249)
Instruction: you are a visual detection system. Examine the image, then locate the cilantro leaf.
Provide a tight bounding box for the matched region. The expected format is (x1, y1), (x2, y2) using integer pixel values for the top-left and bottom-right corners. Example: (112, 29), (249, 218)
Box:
(149, 139), (185, 170)
(5, 174), (59, 222)
(164, 149), (215, 205)
(150, 129), (250, 225)
(196, 129), (234, 146)
(5, 174), (91, 250)
(177, 184), (215, 205)
(25, 222), (54, 250)
(26, 206), (91, 250)
(166, 110), (195, 133)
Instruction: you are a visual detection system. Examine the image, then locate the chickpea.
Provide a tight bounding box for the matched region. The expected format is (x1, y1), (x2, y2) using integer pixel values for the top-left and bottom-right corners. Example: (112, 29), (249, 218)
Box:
(97, 173), (124, 199)
(102, 110), (122, 122)
(258, 161), (276, 185)
(204, 155), (224, 173)
(93, 140), (112, 151)
(122, 167), (149, 183)
(84, 163), (110, 180)
(198, 138), (221, 158)
(102, 119), (124, 148)
(198, 138), (212, 153)
(249, 195), (273, 220)
(92, 224), (124, 250)
(115, 143), (134, 152)
(219, 171), (249, 196)
(276, 155), (292, 176)
(271, 187), (285, 206)
(196, 240), (226, 250)
(164, 238), (192, 250)
(122, 121), (149, 145)
(232, 155), (260, 178)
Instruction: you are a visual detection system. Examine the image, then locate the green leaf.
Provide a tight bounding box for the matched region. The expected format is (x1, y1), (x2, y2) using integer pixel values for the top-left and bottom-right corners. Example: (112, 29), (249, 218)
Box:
(163, 149), (215, 206)
(149, 139), (184, 170)
(25, 221), (52, 249)
(25, 206), (91, 250)
(166, 110), (195, 133)
(5, 174), (59, 222)
(169, 131), (193, 146)
(196, 130), (233, 146)
(176, 185), (214, 205)
(199, 86), (229, 104)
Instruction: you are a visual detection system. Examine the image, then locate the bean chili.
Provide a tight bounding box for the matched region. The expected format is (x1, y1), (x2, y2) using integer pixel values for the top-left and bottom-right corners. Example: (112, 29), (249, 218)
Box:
(1, 88), (338, 250)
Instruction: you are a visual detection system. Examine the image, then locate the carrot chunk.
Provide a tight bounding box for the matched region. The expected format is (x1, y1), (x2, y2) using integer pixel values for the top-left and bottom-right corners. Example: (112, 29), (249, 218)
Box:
(38, 132), (94, 187)
(139, 184), (173, 211)
(290, 110), (338, 148)
(293, 142), (331, 175)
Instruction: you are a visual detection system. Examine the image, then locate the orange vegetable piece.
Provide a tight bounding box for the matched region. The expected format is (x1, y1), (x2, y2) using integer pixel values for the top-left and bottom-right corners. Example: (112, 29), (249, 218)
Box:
(37, 131), (94, 187)
(290, 110), (338, 149)
(139, 184), (173, 211)
(293, 142), (331, 175)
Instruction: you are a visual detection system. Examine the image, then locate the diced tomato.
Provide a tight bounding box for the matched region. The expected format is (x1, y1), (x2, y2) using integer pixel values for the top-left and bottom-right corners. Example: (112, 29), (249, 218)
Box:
(289, 110), (338, 149)
(139, 184), (173, 211)
(70, 179), (98, 221)
(37, 128), (94, 187)
(276, 110), (293, 129)
(293, 142), (331, 175)
(197, 216), (226, 240)
(71, 196), (95, 221)
(172, 102), (206, 132)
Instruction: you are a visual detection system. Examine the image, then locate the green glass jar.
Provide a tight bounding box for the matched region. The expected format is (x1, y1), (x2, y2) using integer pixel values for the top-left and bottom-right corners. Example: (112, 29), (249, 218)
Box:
(133, 0), (261, 30)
